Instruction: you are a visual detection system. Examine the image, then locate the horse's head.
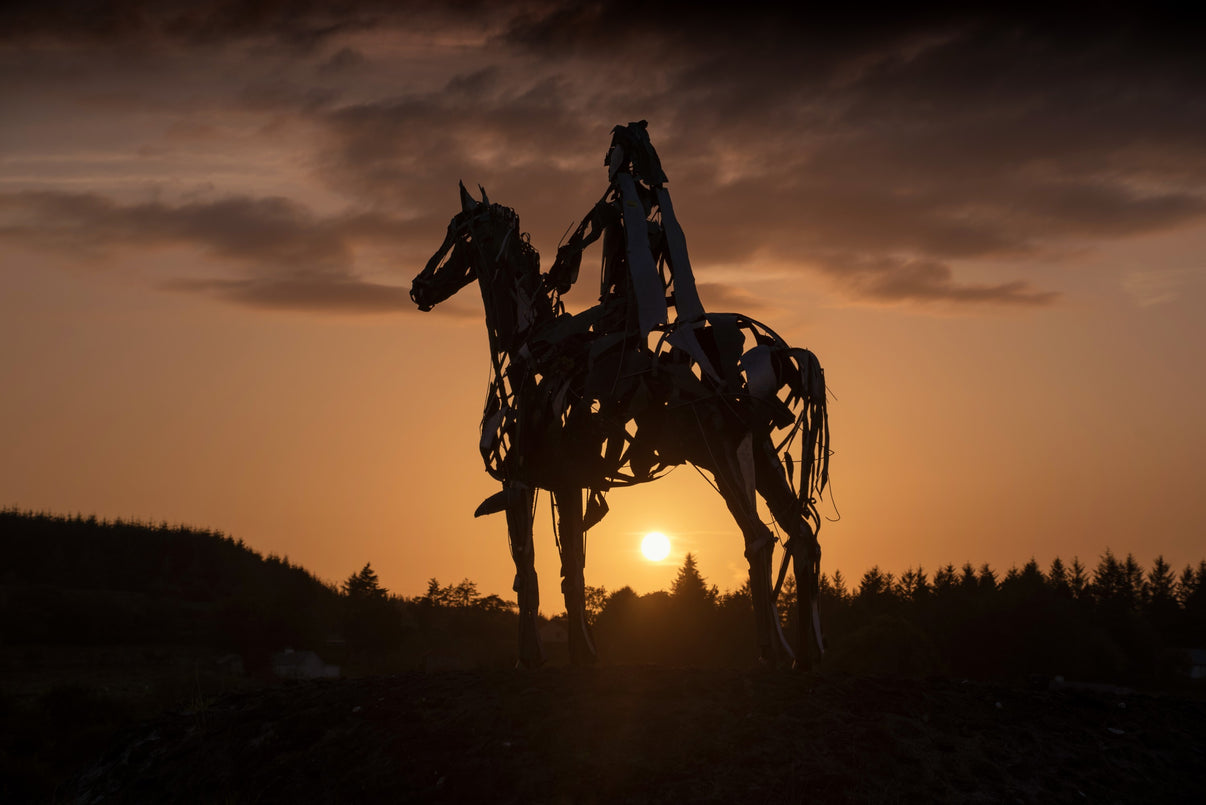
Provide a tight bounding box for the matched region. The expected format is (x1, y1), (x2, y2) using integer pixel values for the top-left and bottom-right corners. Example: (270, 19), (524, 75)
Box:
(411, 182), (533, 312)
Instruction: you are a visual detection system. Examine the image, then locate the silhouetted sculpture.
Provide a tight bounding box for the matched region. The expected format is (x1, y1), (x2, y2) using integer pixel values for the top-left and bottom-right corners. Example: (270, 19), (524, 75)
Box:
(411, 122), (830, 668)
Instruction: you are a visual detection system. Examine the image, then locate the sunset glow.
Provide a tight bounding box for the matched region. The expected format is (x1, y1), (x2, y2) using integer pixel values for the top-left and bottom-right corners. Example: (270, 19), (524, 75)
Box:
(2, 6), (1204, 602)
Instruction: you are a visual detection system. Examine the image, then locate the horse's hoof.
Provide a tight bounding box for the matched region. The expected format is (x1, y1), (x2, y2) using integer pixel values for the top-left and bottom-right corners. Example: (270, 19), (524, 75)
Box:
(569, 651), (599, 668)
(515, 656), (546, 670)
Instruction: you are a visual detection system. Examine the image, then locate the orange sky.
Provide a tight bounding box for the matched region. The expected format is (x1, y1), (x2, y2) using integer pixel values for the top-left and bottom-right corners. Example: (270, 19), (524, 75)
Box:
(3, 3), (1205, 606)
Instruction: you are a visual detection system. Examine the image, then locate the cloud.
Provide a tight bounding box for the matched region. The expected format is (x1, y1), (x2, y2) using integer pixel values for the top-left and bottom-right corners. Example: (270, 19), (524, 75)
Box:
(815, 254), (1059, 307)
(2, 191), (348, 265)
(0, 190), (427, 312)
(313, 70), (611, 250)
(5, 2), (1206, 311)
(0, 0), (521, 47)
(693, 282), (782, 318)
(302, 7), (1206, 308)
(1121, 269), (1196, 308)
(162, 276), (412, 313)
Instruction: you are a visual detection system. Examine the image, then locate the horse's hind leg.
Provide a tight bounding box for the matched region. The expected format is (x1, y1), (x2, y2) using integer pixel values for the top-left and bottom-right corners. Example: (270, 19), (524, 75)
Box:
(754, 441), (824, 670)
(555, 488), (597, 666)
(704, 435), (795, 666)
(505, 482), (545, 668)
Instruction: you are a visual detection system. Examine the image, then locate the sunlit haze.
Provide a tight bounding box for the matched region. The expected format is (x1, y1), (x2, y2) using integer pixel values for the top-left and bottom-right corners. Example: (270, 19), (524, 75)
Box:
(3, 3), (1205, 607)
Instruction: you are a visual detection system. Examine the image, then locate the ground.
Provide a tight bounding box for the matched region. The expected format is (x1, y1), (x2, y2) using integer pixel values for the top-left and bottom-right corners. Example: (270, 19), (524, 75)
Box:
(70, 668), (1205, 803)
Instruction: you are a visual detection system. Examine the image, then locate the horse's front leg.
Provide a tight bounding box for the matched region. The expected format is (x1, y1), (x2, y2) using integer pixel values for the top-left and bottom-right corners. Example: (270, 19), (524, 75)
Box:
(505, 481), (545, 668)
(555, 487), (597, 665)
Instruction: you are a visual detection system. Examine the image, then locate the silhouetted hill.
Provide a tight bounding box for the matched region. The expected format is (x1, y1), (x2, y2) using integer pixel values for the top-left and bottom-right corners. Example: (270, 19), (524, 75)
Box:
(1, 509), (333, 599)
(0, 509), (340, 650)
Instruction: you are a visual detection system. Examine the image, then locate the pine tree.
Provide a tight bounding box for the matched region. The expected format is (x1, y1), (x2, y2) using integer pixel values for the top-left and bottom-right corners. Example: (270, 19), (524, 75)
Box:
(1176, 564), (1196, 607)
(1123, 553), (1145, 608)
(1020, 557), (1045, 587)
(933, 563), (958, 595)
(1048, 557), (1070, 596)
(819, 572), (848, 603)
(1092, 549), (1125, 605)
(671, 553), (717, 606)
(959, 563), (978, 593)
(898, 566), (930, 601)
(1184, 561), (1206, 617)
(340, 562), (398, 653)
(1069, 557), (1089, 599)
(343, 562), (387, 599)
(1146, 555), (1179, 633)
(977, 563), (998, 593)
(857, 566), (891, 599)
(830, 569), (849, 601)
(1147, 556), (1176, 606)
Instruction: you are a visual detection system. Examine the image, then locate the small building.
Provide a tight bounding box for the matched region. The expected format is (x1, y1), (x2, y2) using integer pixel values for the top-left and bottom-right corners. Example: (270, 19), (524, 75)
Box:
(271, 648), (340, 680)
(215, 653), (245, 676)
(1187, 649), (1206, 680)
(539, 619), (568, 645)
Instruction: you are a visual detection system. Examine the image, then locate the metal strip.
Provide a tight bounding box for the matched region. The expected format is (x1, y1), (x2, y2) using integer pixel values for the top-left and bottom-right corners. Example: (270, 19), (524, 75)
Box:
(615, 173), (667, 335)
(655, 187), (705, 322)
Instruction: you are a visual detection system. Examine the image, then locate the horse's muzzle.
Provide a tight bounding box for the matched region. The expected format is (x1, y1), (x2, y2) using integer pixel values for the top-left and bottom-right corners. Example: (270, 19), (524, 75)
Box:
(410, 280), (434, 311)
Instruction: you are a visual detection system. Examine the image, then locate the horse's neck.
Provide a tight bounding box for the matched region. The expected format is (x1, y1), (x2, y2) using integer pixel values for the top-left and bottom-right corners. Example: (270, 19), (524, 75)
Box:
(477, 264), (556, 383)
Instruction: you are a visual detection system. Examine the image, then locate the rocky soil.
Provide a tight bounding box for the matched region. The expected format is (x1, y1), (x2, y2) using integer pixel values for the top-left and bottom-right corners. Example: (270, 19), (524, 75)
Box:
(69, 668), (1206, 804)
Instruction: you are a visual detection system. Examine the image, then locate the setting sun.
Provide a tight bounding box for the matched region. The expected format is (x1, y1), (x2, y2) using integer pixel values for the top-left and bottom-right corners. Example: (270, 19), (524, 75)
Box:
(641, 532), (671, 562)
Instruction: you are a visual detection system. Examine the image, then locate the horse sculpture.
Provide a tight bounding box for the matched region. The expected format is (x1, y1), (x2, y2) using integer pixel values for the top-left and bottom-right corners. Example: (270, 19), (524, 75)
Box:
(411, 122), (830, 669)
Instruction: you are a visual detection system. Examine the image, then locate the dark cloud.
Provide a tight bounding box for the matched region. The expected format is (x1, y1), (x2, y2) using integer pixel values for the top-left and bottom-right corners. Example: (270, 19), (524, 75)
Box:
(293, 4), (1206, 309)
(2, 191), (350, 266)
(162, 276), (412, 313)
(315, 72), (608, 250)
(6, 1), (1206, 310)
(318, 46), (367, 75)
(0, 0), (366, 45)
(501, 2), (1206, 59)
(0, 190), (425, 312)
(166, 276), (486, 317)
(0, 0), (518, 46)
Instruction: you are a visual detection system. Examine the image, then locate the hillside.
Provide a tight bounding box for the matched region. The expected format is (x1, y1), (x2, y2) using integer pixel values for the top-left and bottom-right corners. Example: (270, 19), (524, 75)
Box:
(4, 509), (1206, 802)
(1, 509), (341, 651)
(70, 668), (1206, 804)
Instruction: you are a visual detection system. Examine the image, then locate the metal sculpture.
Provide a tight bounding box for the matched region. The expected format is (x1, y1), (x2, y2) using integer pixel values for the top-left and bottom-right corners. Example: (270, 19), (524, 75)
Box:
(411, 122), (830, 669)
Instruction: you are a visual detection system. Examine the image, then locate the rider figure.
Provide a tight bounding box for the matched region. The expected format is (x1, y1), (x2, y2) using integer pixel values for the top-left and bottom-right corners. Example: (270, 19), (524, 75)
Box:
(548, 120), (705, 340)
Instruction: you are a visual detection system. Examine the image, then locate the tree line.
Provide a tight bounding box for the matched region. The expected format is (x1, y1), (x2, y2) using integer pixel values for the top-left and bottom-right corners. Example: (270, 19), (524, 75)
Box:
(337, 549), (1206, 684)
(809, 552), (1206, 682)
(4, 509), (1204, 683)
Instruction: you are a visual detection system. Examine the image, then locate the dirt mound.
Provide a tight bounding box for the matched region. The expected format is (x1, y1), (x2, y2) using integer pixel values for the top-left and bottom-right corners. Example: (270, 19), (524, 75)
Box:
(73, 668), (1205, 803)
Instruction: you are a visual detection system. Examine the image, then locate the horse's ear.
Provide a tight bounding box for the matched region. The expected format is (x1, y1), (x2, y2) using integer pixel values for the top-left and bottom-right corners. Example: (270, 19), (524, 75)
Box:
(478, 185), (490, 206)
(459, 181), (477, 213)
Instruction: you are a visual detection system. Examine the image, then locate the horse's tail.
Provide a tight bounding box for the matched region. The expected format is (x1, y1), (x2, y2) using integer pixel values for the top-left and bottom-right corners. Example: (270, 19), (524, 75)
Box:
(726, 317), (828, 518)
(766, 344), (830, 661)
(776, 347), (829, 523)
